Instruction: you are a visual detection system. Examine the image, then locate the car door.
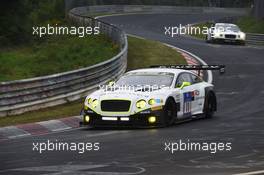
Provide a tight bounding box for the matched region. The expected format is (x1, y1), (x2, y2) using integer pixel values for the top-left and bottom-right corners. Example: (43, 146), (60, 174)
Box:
(189, 73), (204, 114)
(175, 73), (195, 119)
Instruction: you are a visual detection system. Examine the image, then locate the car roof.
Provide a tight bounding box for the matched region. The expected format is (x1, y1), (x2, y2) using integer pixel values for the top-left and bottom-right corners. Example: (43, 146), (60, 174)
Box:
(126, 68), (192, 75)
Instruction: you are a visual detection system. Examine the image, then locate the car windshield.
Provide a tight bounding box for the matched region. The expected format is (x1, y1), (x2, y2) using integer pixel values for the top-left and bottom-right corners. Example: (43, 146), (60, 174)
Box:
(215, 24), (240, 32)
(116, 73), (174, 87)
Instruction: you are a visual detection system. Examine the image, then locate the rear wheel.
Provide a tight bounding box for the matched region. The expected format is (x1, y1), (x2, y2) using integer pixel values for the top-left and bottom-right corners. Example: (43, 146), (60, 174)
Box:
(162, 98), (177, 126)
(204, 92), (216, 118)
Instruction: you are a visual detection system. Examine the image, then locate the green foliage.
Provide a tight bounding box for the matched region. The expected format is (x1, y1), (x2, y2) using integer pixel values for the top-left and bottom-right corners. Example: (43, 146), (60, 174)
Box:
(0, 0), (31, 45)
(0, 35), (119, 81)
(29, 0), (65, 26)
(127, 36), (186, 70)
(0, 0), (65, 47)
(0, 99), (84, 127)
(236, 16), (264, 34)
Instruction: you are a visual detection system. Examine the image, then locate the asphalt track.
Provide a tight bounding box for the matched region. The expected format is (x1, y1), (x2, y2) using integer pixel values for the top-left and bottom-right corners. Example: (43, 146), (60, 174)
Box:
(1, 13), (264, 175)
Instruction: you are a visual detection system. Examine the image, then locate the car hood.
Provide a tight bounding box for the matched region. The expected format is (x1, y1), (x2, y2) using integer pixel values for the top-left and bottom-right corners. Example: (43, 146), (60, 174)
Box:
(86, 87), (174, 116)
(91, 87), (171, 100)
(216, 30), (242, 34)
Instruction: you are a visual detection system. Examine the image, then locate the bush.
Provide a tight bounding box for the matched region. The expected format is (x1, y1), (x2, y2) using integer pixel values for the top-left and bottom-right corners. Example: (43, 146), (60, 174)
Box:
(0, 0), (65, 47)
(236, 16), (264, 34)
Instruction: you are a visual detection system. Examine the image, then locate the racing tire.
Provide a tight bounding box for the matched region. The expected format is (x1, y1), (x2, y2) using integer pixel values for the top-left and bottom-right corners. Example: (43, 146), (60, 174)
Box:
(162, 98), (177, 126)
(203, 92), (216, 118)
(239, 41), (246, 46)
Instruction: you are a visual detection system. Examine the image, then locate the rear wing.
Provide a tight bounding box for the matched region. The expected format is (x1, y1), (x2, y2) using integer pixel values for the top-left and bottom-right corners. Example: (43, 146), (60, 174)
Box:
(150, 65), (225, 76)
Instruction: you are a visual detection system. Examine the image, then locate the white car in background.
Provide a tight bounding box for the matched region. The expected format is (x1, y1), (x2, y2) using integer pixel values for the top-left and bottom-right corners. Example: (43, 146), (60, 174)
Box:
(206, 23), (246, 45)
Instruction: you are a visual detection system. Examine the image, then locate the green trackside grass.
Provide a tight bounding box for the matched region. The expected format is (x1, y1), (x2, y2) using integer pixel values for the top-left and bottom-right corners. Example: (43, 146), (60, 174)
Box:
(127, 36), (186, 70)
(0, 35), (119, 82)
(0, 100), (83, 127)
(0, 36), (186, 127)
(236, 16), (264, 34)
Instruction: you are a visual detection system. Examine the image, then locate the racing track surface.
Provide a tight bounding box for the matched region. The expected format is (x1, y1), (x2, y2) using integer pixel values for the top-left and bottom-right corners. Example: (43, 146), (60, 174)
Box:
(1, 13), (264, 175)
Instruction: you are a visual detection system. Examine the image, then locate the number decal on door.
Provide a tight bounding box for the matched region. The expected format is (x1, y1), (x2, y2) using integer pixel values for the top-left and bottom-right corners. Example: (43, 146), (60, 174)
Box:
(183, 92), (194, 115)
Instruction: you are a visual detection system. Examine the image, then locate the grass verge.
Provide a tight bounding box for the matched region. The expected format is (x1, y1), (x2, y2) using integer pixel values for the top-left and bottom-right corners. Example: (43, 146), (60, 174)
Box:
(0, 35), (119, 82)
(0, 100), (83, 127)
(127, 36), (186, 70)
(0, 36), (186, 127)
(236, 16), (264, 34)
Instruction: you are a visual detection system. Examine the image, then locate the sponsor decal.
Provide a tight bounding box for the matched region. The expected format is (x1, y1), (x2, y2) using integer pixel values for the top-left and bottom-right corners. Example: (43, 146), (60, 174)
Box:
(183, 92), (192, 114)
(183, 90), (200, 114)
(155, 99), (163, 103)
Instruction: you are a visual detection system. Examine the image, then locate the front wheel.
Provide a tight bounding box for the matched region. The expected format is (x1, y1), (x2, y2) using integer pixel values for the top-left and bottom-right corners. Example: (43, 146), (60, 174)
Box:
(162, 98), (177, 126)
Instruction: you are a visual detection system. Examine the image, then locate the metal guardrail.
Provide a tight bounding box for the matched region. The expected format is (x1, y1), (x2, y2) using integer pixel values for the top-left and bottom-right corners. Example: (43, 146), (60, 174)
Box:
(69, 5), (249, 16)
(246, 33), (264, 45)
(0, 9), (128, 117)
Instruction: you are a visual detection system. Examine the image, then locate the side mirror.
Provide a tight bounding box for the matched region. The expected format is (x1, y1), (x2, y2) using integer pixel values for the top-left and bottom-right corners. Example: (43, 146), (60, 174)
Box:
(180, 82), (191, 89)
(108, 81), (115, 87)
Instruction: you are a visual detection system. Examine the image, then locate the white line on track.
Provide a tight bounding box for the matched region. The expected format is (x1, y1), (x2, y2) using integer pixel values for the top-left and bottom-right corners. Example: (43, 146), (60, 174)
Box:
(233, 170), (264, 175)
(216, 91), (239, 95)
(126, 34), (146, 40)
(94, 12), (154, 19)
(85, 131), (130, 138)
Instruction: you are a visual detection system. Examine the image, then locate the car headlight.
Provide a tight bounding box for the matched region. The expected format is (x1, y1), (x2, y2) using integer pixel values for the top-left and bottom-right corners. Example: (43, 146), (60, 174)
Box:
(136, 100), (146, 109)
(84, 104), (89, 110)
(84, 115), (90, 122)
(148, 116), (156, 123)
(148, 99), (156, 105)
(214, 32), (219, 37)
(91, 99), (99, 108)
(240, 33), (246, 39)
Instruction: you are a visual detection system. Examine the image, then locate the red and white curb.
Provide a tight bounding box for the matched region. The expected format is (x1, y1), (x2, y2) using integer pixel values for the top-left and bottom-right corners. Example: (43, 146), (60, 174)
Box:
(0, 116), (81, 141)
(165, 45), (204, 77)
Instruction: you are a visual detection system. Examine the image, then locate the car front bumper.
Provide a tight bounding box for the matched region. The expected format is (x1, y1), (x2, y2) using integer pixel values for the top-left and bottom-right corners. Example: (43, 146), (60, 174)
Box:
(212, 35), (245, 42)
(80, 108), (165, 128)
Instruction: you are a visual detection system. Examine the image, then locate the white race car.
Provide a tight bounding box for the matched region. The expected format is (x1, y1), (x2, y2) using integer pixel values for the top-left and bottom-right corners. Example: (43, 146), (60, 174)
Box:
(206, 23), (246, 45)
(80, 65), (225, 128)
